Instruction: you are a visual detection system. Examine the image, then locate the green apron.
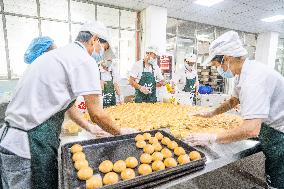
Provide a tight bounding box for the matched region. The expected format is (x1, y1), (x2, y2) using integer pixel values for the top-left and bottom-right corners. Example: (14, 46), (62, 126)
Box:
(259, 123), (284, 188)
(3, 101), (74, 189)
(102, 71), (116, 108)
(183, 76), (197, 105)
(134, 62), (157, 103)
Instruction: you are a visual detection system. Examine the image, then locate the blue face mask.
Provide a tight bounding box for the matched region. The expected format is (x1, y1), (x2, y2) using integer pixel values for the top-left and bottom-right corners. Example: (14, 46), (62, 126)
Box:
(149, 58), (157, 65)
(92, 48), (105, 63)
(217, 65), (234, 78)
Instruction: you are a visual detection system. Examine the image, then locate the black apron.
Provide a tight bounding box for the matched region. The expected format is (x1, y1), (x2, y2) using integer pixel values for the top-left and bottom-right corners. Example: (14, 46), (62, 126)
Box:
(102, 71), (116, 108)
(259, 123), (284, 188)
(183, 73), (197, 105)
(134, 62), (157, 103)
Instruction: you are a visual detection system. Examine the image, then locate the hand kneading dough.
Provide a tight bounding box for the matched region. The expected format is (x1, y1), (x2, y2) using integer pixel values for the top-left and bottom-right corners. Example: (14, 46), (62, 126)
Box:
(140, 153), (152, 164)
(77, 167), (93, 180)
(103, 172), (119, 185)
(125, 157), (138, 168)
(138, 164), (152, 175)
(72, 152), (86, 162)
(152, 160), (165, 171)
(136, 140), (147, 149)
(86, 175), (103, 189)
(113, 160), (127, 173)
(71, 144), (83, 154)
(99, 160), (113, 173)
(74, 159), (89, 170)
(121, 168), (136, 180)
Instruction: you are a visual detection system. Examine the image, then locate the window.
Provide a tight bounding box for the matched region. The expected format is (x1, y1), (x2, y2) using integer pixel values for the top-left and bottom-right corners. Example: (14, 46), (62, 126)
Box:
(41, 20), (69, 47)
(97, 6), (119, 28)
(6, 16), (39, 78)
(0, 18), (7, 79)
(39, 0), (68, 21)
(120, 10), (136, 30)
(4, 0), (37, 16)
(71, 23), (83, 42)
(70, 1), (96, 23)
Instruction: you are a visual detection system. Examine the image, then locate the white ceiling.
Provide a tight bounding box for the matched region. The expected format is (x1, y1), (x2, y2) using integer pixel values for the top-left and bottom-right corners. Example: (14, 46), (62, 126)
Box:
(91, 0), (284, 35)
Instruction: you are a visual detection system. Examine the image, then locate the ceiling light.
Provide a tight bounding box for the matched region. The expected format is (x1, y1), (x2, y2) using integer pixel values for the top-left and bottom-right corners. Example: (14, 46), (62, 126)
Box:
(261, 15), (284, 22)
(194, 0), (224, 7)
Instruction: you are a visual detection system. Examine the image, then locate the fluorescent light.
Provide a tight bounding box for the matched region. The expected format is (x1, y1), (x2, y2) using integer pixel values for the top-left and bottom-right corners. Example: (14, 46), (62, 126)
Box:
(261, 15), (284, 22)
(194, 0), (224, 7)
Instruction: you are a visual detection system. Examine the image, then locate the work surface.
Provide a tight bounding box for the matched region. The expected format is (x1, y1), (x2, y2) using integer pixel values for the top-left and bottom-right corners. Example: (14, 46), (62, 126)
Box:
(60, 130), (263, 189)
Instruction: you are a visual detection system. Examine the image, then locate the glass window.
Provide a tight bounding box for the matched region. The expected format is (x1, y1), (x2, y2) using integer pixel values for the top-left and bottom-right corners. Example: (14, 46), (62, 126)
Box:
(4, 0), (37, 16)
(71, 23), (83, 42)
(0, 18), (7, 79)
(120, 10), (136, 30)
(70, 1), (96, 23)
(108, 29), (119, 60)
(178, 20), (196, 38)
(6, 16), (39, 78)
(176, 37), (195, 71)
(41, 20), (69, 47)
(119, 30), (136, 78)
(97, 6), (119, 28)
(167, 18), (177, 35)
(40, 0), (68, 20)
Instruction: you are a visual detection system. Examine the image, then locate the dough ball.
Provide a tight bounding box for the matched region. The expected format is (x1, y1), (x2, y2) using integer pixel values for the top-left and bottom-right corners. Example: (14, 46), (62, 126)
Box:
(152, 160), (165, 171)
(86, 175), (103, 189)
(189, 151), (202, 161)
(143, 144), (155, 154)
(77, 167), (93, 180)
(135, 134), (145, 142)
(99, 160), (113, 173)
(167, 141), (178, 150)
(164, 158), (177, 168)
(143, 133), (152, 140)
(161, 148), (172, 158)
(174, 147), (186, 156)
(153, 143), (162, 152)
(125, 157), (138, 168)
(113, 160), (127, 173)
(72, 152), (86, 162)
(71, 144), (83, 154)
(140, 153), (152, 164)
(161, 137), (171, 145)
(151, 152), (164, 161)
(177, 154), (190, 165)
(74, 159), (89, 171)
(155, 132), (164, 140)
(136, 140), (147, 149)
(121, 168), (136, 180)
(149, 137), (159, 144)
(138, 164), (152, 175)
(103, 172), (119, 185)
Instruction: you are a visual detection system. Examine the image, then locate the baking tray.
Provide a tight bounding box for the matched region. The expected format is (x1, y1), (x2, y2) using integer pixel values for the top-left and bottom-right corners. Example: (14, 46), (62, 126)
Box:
(61, 130), (206, 189)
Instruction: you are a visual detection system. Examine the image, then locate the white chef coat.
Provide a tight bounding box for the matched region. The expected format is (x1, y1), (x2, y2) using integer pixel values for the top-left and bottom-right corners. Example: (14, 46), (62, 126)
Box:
(99, 64), (120, 83)
(1, 41), (102, 159)
(173, 67), (199, 91)
(233, 59), (284, 132)
(129, 60), (164, 83)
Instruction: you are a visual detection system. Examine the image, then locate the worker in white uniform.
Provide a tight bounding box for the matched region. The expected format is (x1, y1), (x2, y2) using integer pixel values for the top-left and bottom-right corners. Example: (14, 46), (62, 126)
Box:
(173, 53), (199, 104)
(0, 21), (131, 189)
(185, 31), (284, 188)
(129, 45), (165, 103)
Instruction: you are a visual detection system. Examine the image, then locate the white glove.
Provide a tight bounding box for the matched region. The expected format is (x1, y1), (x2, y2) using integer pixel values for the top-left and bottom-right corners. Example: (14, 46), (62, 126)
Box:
(188, 111), (215, 118)
(120, 128), (139, 135)
(139, 86), (150, 94)
(87, 122), (113, 138)
(184, 133), (217, 146)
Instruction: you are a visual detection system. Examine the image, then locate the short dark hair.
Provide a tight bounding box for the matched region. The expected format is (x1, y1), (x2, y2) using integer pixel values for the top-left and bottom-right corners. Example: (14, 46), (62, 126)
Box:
(75, 31), (93, 42)
(211, 55), (224, 64)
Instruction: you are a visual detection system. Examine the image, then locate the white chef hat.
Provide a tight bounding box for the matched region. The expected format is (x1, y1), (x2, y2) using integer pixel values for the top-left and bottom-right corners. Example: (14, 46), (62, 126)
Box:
(145, 45), (160, 56)
(202, 31), (248, 66)
(80, 21), (109, 42)
(184, 53), (197, 62)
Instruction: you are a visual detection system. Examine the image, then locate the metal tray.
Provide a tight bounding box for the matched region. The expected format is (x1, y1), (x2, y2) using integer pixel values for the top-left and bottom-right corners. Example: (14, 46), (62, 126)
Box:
(61, 130), (206, 189)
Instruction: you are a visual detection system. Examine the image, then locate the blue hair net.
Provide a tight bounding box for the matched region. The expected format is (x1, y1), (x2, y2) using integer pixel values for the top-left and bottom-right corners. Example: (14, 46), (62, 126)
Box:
(24, 36), (54, 64)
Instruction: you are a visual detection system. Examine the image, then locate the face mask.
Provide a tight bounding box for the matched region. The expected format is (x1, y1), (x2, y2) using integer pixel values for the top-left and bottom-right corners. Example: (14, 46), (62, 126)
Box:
(185, 64), (193, 71)
(217, 64), (234, 78)
(92, 48), (105, 63)
(149, 57), (157, 65)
